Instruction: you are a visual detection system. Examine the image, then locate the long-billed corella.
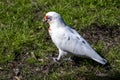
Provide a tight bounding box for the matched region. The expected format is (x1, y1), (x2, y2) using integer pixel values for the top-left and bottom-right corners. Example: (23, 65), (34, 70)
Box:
(43, 11), (107, 65)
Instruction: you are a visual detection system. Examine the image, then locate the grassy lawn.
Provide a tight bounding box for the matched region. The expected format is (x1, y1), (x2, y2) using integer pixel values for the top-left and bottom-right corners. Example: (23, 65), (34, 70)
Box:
(0, 0), (120, 79)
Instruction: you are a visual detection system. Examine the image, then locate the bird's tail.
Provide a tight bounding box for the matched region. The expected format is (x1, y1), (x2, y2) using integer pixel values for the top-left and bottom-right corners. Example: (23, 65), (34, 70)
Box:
(92, 57), (107, 65)
(87, 49), (107, 65)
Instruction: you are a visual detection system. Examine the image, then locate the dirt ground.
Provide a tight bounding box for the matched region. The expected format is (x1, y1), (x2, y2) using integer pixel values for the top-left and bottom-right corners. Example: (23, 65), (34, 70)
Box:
(81, 24), (120, 51)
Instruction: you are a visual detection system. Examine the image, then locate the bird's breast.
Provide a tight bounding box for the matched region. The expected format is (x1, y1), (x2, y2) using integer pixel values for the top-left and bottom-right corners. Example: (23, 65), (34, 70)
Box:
(48, 28), (65, 48)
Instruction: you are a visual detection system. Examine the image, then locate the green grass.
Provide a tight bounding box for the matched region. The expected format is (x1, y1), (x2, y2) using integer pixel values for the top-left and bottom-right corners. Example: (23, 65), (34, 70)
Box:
(0, 0), (120, 79)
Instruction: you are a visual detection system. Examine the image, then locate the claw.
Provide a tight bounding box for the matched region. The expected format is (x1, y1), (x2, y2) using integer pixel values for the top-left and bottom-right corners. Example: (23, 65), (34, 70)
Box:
(52, 57), (60, 63)
(63, 57), (73, 61)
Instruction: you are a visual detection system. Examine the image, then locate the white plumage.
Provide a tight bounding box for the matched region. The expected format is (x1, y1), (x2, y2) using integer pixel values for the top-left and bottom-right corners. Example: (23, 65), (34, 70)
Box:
(43, 11), (107, 65)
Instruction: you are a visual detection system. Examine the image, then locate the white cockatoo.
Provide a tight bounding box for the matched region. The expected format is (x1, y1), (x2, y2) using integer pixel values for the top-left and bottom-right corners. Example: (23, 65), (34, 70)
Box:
(43, 11), (107, 65)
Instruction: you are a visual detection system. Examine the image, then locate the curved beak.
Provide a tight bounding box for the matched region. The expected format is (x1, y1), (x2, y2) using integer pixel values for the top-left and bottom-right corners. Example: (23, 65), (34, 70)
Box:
(43, 15), (52, 23)
(43, 17), (47, 23)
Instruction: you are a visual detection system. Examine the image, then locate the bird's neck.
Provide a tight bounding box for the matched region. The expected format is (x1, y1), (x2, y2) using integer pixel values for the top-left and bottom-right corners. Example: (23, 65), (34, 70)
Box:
(49, 19), (66, 29)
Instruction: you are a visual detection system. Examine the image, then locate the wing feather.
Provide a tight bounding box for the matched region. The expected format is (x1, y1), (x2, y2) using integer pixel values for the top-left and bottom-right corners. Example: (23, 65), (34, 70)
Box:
(59, 26), (93, 56)
(57, 26), (107, 64)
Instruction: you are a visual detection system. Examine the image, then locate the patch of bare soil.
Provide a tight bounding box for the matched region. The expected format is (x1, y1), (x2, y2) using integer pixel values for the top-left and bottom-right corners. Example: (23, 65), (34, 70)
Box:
(81, 24), (120, 50)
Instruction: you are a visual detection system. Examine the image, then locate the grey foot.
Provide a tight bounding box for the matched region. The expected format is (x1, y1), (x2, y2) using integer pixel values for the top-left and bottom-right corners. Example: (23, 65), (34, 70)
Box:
(52, 57), (60, 63)
(63, 57), (73, 61)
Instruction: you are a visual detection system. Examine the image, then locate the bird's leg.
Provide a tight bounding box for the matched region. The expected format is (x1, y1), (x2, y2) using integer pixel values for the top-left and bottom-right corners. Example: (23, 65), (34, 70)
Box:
(53, 49), (67, 62)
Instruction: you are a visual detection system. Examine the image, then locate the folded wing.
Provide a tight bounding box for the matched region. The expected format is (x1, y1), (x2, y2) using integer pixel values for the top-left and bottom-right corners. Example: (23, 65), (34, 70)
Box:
(58, 26), (107, 65)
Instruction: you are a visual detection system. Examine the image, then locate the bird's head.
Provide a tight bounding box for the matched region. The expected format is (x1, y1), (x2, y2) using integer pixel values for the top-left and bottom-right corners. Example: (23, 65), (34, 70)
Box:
(43, 11), (62, 24)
